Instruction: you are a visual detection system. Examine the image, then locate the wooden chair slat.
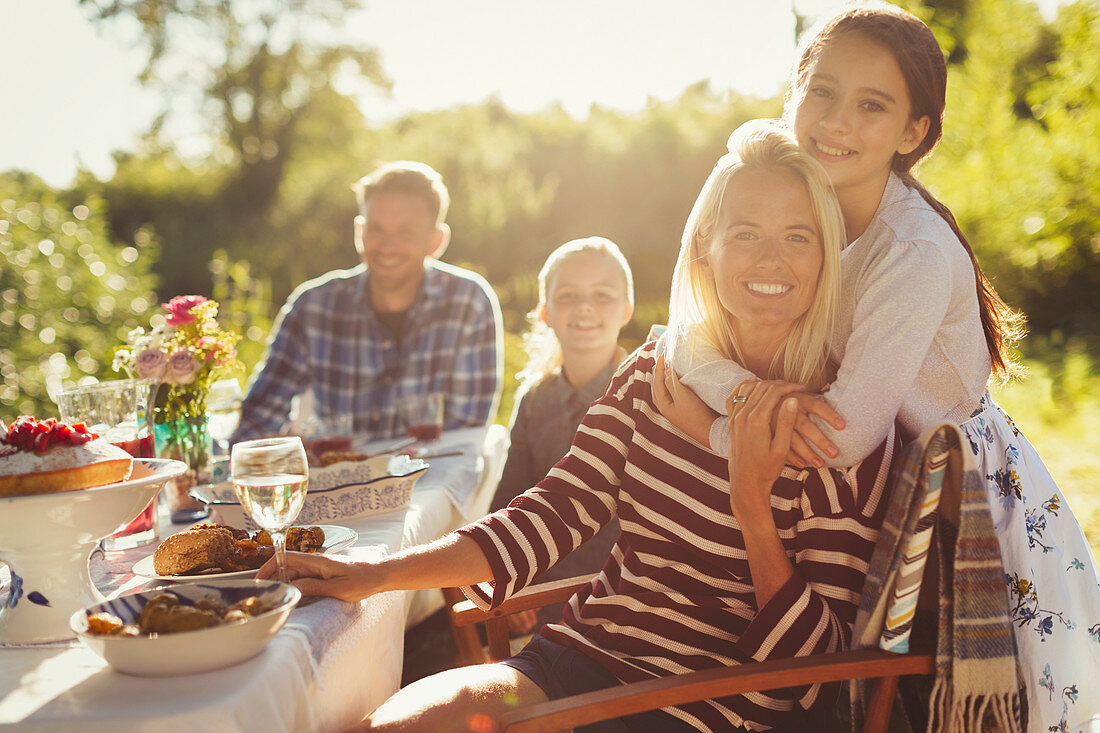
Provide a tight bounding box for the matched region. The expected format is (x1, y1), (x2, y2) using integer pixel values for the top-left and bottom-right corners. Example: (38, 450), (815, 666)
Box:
(499, 648), (934, 733)
(451, 575), (594, 626)
(863, 674), (903, 733)
(442, 587), (488, 665)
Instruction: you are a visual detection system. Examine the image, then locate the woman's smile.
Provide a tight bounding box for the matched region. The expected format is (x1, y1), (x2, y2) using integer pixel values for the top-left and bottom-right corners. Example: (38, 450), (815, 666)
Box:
(744, 281), (794, 296)
(704, 165), (824, 351)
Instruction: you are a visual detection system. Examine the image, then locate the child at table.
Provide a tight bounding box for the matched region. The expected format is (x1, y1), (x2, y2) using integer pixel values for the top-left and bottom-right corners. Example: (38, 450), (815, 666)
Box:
(660, 4), (1100, 730)
(489, 236), (634, 630)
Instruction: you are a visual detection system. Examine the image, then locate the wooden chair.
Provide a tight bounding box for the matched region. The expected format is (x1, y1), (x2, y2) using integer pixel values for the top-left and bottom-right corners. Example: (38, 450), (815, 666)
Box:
(448, 425), (973, 733)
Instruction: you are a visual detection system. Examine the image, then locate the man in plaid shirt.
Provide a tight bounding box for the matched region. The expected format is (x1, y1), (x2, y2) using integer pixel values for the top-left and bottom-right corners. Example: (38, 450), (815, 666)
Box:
(234, 161), (503, 443)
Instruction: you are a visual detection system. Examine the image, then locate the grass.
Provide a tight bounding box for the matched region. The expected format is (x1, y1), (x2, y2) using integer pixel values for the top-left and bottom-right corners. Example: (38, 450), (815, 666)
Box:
(991, 338), (1100, 564)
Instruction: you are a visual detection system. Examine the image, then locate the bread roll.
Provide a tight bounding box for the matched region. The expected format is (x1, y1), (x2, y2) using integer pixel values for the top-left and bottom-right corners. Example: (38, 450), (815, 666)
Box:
(152, 527), (235, 575)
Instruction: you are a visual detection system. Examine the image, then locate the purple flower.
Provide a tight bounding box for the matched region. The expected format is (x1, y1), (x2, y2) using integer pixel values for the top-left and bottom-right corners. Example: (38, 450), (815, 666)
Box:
(162, 295), (208, 327)
(1038, 616), (1054, 639)
(167, 349), (200, 386)
(134, 348), (169, 379)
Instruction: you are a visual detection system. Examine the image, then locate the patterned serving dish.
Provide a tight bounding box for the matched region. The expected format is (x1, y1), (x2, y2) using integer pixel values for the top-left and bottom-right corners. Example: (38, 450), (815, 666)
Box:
(71, 579), (299, 676)
(190, 453), (428, 530)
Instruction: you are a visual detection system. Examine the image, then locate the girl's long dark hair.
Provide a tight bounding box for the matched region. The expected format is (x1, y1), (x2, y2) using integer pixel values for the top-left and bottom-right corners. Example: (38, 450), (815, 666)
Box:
(790, 3), (1026, 379)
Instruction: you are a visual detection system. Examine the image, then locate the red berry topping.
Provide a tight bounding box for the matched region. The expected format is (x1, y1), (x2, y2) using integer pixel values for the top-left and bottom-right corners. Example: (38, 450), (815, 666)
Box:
(1, 416), (100, 453)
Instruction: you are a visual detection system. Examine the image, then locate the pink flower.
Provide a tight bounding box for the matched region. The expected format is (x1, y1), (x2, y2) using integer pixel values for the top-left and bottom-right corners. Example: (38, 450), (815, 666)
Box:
(196, 335), (221, 360)
(134, 349), (169, 379)
(167, 349), (200, 386)
(162, 295), (208, 327)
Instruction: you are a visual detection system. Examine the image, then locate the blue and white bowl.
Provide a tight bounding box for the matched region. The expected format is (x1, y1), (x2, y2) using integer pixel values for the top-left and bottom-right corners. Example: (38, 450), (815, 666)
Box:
(191, 453), (428, 530)
(71, 579), (300, 676)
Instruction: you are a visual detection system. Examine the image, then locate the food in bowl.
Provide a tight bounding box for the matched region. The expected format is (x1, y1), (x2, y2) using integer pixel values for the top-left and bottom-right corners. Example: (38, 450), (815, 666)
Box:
(71, 579), (301, 676)
(0, 416), (133, 498)
(86, 589), (275, 636)
(152, 523), (326, 575)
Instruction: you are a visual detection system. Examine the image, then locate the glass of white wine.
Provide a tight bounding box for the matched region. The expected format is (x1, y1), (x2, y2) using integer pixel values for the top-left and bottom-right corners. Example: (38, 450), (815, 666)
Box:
(230, 436), (309, 583)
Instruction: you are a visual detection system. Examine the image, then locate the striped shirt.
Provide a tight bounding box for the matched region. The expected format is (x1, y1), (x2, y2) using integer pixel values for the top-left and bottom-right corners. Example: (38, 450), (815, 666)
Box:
(458, 342), (898, 731)
(235, 261), (503, 443)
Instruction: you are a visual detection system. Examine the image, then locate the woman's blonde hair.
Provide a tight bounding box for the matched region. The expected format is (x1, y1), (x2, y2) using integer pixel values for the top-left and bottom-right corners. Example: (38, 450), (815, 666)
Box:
(517, 237), (634, 389)
(666, 121), (844, 391)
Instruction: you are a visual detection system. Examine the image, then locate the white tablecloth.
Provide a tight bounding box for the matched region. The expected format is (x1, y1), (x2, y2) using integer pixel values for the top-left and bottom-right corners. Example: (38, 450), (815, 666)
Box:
(0, 424), (508, 732)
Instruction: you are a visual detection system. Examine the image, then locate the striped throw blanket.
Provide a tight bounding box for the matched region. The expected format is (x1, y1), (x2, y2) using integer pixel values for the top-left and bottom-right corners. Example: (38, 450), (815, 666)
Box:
(850, 423), (1023, 732)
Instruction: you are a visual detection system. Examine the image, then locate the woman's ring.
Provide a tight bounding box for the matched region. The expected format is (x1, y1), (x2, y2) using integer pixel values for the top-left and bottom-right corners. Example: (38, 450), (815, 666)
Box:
(730, 395), (749, 404)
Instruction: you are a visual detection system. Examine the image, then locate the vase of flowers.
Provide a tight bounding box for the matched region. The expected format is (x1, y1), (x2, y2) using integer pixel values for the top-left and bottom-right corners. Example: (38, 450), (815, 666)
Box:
(115, 295), (242, 521)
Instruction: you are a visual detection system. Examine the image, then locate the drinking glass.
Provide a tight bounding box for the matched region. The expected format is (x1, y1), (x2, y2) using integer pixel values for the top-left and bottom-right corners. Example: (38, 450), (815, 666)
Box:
(57, 378), (159, 551)
(206, 377), (243, 484)
(230, 436), (309, 583)
(207, 378), (244, 454)
(303, 412), (353, 457)
(401, 392), (443, 453)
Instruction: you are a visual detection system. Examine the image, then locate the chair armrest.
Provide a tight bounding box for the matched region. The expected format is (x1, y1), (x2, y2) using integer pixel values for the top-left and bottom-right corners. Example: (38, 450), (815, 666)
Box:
(500, 647), (935, 733)
(450, 574), (596, 627)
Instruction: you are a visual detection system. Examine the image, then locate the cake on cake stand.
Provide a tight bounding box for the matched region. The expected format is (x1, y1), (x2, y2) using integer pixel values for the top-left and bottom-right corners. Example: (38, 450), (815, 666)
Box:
(0, 458), (186, 644)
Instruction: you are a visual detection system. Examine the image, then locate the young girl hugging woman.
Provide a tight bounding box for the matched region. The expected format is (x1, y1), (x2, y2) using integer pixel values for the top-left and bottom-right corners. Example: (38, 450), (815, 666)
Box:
(663, 5), (1100, 730)
(489, 237), (634, 632)
(260, 125), (900, 732)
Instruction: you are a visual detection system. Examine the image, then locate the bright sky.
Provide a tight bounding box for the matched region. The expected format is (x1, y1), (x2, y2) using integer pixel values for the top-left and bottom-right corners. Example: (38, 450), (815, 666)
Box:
(1, 0), (1063, 188)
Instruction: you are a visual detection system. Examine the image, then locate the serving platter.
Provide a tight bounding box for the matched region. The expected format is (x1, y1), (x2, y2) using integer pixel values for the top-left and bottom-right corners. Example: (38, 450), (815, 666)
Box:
(192, 453), (429, 527)
(132, 524), (358, 581)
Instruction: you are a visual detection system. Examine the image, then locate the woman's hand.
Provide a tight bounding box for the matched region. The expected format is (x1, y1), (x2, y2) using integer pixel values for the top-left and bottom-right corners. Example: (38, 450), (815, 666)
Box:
(652, 355), (719, 446)
(783, 393), (845, 468)
(257, 551), (377, 603)
(727, 380), (801, 519)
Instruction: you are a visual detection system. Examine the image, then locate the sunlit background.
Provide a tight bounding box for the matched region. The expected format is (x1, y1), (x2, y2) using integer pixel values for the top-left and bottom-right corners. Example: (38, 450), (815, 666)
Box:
(0, 0), (1064, 186)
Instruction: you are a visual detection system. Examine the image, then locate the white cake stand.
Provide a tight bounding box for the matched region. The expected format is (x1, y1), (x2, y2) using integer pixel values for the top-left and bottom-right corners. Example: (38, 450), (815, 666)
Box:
(0, 458), (186, 644)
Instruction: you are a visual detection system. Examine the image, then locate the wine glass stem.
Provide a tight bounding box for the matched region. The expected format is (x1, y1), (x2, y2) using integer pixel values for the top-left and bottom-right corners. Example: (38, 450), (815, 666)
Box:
(272, 529), (289, 584)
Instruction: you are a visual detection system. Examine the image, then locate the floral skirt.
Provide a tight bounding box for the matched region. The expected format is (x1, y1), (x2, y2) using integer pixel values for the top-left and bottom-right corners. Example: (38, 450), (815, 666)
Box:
(962, 395), (1100, 733)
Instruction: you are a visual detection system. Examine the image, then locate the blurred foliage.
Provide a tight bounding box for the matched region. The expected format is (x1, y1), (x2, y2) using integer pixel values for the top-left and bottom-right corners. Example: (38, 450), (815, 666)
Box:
(0, 173), (158, 420)
(918, 0), (1100, 335)
(209, 248), (274, 393)
(992, 336), (1100, 560)
(361, 87), (778, 341)
(78, 0), (389, 297)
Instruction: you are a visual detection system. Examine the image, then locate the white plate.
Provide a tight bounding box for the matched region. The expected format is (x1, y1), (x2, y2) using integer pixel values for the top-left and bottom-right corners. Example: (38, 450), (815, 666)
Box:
(132, 524), (358, 581)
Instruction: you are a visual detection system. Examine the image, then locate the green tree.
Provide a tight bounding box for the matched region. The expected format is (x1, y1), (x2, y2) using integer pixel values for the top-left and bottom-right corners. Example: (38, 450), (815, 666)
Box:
(78, 0), (389, 296)
(920, 0), (1100, 337)
(1013, 0), (1100, 334)
(0, 174), (158, 421)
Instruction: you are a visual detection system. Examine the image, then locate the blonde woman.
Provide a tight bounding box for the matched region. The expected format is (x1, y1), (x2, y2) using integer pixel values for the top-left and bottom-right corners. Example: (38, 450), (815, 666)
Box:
(261, 124), (899, 732)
